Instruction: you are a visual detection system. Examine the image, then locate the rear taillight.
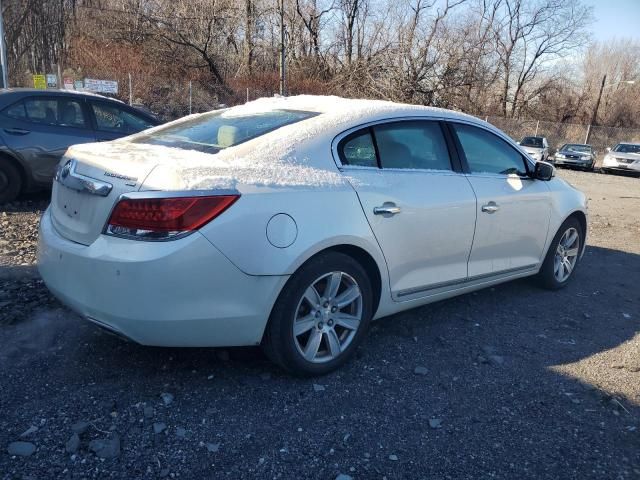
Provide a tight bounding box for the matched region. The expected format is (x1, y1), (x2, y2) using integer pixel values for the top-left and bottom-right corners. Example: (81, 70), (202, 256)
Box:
(105, 195), (239, 240)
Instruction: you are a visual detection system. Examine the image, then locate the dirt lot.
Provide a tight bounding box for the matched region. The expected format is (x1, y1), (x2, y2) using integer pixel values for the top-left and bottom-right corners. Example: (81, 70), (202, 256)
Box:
(0, 169), (638, 480)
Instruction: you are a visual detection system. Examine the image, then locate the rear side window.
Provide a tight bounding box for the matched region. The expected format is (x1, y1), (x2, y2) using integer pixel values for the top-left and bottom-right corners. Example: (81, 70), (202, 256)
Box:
(2, 98), (87, 128)
(132, 109), (317, 153)
(373, 121), (451, 170)
(453, 123), (528, 176)
(339, 130), (378, 167)
(91, 102), (154, 134)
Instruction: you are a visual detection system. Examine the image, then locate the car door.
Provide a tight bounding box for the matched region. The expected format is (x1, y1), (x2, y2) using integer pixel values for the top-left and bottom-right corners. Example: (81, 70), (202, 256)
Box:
(336, 119), (477, 300)
(448, 122), (551, 279)
(89, 101), (156, 142)
(0, 96), (96, 184)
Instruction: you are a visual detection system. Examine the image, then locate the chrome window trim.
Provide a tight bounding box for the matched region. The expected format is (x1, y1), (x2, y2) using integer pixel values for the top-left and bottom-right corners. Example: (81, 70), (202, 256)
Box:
(331, 115), (451, 172)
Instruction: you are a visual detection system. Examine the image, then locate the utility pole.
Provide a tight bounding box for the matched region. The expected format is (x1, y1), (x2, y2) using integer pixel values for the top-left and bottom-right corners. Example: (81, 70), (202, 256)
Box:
(0, 0), (9, 88)
(279, 0), (286, 96)
(586, 74), (606, 144)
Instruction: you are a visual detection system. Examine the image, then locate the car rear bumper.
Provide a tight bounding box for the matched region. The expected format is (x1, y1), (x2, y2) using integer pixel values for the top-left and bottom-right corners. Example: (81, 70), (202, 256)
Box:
(37, 208), (287, 347)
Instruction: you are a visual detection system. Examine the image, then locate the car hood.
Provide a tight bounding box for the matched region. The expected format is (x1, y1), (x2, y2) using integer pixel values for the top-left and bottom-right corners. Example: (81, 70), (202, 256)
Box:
(609, 151), (640, 161)
(522, 146), (543, 155)
(559, 149), (592, 157)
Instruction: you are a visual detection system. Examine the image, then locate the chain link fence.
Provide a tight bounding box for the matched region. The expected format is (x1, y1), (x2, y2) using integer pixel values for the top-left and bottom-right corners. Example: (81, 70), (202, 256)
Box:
(486, 116), (640, 162)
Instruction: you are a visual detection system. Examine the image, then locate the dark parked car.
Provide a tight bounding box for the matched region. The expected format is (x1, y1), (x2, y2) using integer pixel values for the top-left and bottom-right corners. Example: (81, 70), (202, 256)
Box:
(552, 143), (596, 171)
(0, 88), (160, 202)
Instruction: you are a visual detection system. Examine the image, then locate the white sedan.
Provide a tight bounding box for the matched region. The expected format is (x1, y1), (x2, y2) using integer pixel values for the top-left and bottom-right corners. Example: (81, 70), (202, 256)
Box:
(37, 96), (588, 375)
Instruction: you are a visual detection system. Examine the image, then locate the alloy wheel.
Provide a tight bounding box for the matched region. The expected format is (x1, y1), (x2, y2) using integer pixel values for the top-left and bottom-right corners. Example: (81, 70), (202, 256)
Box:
(554, 227), (580, 282)
(292, 271), (363, 363)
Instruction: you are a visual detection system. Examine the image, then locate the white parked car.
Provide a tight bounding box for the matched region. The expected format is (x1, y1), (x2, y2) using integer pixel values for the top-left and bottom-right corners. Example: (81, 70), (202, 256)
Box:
(601, 143), (640, 174)
(38, 96), (588, 375)
(519, 136), (549, 162)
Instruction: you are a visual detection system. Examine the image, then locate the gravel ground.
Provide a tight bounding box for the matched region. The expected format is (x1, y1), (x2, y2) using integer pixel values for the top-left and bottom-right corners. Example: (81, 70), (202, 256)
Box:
(0, 170), (638, 480)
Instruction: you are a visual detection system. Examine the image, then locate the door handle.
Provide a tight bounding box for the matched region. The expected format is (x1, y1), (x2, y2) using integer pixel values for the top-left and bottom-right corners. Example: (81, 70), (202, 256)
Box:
(481, 202), (499, 214)
(3, 128), (30, 135)
(373, 203), (401, 216)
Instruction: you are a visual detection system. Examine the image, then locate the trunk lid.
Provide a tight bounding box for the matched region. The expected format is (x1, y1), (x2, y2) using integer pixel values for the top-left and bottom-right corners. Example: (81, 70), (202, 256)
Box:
(50, 142), (163, 245)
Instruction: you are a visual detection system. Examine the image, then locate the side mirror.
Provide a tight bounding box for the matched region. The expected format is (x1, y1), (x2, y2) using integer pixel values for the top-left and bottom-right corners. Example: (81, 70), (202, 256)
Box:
(533, 161), (554, 181)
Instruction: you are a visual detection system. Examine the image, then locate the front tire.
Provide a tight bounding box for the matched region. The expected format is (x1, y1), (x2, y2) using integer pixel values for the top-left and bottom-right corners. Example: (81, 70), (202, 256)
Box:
(536, 217), (583, 290)
(262, 252), (373, 376)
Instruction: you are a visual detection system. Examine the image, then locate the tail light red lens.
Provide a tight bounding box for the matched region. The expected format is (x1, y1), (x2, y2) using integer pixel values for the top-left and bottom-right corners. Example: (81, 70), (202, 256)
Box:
(106, 195), (239, 240)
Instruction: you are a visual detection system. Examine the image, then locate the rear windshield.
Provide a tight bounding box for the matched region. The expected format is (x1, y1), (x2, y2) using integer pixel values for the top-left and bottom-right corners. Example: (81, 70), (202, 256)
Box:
(131, 109), (317, 153)
(521, 137), (543, 148)
(561, 144), (591, 153)
(613, 143), (640, 154)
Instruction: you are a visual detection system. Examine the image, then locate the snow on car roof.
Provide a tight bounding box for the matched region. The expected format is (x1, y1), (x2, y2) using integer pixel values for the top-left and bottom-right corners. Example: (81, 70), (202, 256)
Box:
(68, 95), (483, 192)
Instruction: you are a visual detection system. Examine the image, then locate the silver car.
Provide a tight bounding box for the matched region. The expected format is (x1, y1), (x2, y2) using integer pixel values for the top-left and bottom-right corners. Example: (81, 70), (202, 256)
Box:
(601, 143), (640, 175)
(519, 136), (549, 162)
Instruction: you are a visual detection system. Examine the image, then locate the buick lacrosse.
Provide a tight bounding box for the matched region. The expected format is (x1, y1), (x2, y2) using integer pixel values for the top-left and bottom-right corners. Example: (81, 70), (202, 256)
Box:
(38, 96), (587, 375)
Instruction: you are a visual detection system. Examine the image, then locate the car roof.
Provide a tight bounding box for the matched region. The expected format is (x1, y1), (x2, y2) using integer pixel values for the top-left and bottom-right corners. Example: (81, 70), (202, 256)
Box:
(0, 87), (125, 104)
(615, 141), (640, 146)
(228, 95), (479, 125)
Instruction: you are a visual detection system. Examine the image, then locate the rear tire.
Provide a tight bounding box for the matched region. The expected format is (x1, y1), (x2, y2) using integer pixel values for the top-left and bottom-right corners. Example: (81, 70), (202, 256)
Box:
(0, 160), (22, 203)
(535, 217), (583, 290)
(262, 252), (373, 376)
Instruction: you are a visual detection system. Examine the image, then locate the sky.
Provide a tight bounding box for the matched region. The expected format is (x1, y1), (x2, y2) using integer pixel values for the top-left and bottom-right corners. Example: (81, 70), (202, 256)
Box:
(589, 0), (640, 43)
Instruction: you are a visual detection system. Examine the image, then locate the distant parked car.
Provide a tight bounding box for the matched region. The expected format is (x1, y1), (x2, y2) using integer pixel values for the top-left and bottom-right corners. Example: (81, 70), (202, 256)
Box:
(519, 136), (549, 162)
(601, 143), (640, 175)
(552, 143), (596, 171)
(0, 88), (160, 203)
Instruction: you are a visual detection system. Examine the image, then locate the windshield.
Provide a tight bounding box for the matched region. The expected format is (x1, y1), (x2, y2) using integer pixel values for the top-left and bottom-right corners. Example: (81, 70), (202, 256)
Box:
(521, 137), (543, 148)
(613, 143), (640, 154)
(561, 144), (591, 153)
(132, 109), (318, 153)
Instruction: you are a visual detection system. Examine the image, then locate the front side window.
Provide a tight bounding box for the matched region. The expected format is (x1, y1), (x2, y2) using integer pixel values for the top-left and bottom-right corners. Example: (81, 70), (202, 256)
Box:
(92, 103), (154, 134)
(453, 123), (528, 176)
(2, 98), (86, 128)
(131, 109), (317, 153)
(339, 130), (377, 167)
(373, 121), (452, 170)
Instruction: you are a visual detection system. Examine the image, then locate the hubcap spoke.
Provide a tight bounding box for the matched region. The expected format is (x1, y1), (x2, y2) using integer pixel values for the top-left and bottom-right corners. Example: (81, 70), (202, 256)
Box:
(325, 330), (341, 357)
(325, 272), (342, 300)
(333, 313), (361, 331)
(303, 285), (321, 307)
(293, 315), (316, 336)
(335, 285), (360, 308)
(565, 247), (579, 257)
(563, 258), (574, 274)
(564, 230), (578, 247)
(303, 329), (322, 361)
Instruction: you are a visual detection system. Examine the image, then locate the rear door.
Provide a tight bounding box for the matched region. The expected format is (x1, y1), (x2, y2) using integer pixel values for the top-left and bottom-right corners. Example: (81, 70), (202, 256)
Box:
(448, 122), (551, 278)
(0, 96), (96, 184)
(336, 119), (477, 300)
(88, 101), (156, 142)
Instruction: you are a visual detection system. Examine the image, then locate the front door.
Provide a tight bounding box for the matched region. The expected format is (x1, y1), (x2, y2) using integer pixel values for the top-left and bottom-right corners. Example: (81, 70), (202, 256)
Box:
(448, 122), (551, 278)
(0, 96), (96, 183)
(337, 120), (477, 299)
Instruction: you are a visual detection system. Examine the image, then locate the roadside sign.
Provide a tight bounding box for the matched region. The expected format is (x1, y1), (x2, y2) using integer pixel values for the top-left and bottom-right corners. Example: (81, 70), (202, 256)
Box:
(63, 77), (74, 90)
(74, 80), (84, 90)
(46, 74), (57, 88)
(33, 74), (46, 89)
(84, 78), (118, 94)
